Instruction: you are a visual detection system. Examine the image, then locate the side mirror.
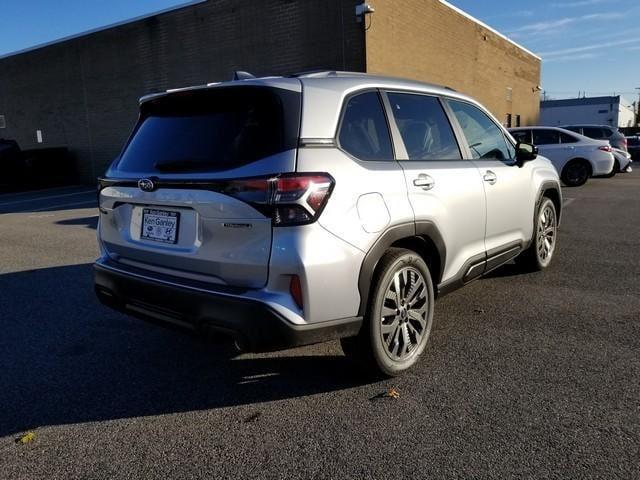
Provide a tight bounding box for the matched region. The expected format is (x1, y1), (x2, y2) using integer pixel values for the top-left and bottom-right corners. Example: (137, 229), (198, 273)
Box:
(515, 142), (537, 166)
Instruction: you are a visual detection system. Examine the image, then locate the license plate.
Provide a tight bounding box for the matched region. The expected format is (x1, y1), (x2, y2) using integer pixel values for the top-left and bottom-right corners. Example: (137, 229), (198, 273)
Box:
(141, 208), (180, 244)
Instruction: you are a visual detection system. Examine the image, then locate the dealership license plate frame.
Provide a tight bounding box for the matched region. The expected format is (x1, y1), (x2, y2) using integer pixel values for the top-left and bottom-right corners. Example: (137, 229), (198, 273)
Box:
(141, 208), (180, 244)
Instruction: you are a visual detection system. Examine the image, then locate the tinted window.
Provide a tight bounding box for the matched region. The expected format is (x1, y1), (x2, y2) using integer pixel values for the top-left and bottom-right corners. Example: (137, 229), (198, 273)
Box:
(602, 127), (615, 138)
(533, 129), (560, 145)
(627, 137), (640, 146)
(449, 100), (513, 160)
(338, 92), (393, 161)
(511, 130), (532, 144)
(387, 93), (461, 160)
(582, 127), (606, 139)
(560, 132), (578, 144)
(116, 86), (300, 174)
(564, 126), (581, 134)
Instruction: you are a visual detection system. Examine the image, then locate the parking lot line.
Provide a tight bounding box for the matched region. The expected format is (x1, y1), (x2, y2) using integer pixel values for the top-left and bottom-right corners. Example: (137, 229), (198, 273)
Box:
(30, 200), (97, 212)
(563, 198), (576, 207)
(0, 189), (95, 207)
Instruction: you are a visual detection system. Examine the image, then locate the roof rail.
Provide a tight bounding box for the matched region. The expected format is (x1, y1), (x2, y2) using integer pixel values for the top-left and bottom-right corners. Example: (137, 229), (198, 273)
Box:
(289, 70), (369, 78)
(232, 71), (255, 80)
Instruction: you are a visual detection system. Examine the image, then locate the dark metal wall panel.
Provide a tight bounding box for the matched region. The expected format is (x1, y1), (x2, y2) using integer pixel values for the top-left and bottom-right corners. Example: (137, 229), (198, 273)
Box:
(0, 0), (365, 183)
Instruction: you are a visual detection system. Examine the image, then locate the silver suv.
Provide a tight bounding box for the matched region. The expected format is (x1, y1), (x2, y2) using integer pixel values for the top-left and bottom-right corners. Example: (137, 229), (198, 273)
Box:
(94, 72), (562, 376)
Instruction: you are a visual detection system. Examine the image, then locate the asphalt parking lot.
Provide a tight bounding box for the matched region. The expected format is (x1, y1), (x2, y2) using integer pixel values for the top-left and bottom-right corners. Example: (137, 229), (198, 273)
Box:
(1, 174), (639, 479)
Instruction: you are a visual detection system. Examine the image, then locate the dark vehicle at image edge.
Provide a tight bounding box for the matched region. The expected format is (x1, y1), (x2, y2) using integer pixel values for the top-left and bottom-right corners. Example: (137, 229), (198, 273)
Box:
(94, 72), (562, 377)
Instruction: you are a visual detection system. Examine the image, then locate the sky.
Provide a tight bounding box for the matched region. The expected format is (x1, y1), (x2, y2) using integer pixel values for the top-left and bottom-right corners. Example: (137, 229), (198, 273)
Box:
(0, 0), (638, 103)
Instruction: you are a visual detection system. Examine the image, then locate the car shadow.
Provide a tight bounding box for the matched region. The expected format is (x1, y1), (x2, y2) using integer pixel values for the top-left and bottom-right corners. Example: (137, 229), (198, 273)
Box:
(481, 262), (526, 279)
(56, 216), (99, 229)
(0, 264), (370, 438)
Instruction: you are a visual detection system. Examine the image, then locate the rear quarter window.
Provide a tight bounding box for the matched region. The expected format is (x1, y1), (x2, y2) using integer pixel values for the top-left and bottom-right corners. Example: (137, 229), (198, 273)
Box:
(338, 91), (393, 161)
(532, 129), (560, 145)
(582, 127), (606, 139)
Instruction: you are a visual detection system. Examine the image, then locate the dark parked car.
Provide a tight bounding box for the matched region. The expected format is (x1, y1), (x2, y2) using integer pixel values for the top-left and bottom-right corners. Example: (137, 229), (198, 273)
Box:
(0, 138), (76, 191)
(0, 138), (28, 187)
(627, 136), (640, 161)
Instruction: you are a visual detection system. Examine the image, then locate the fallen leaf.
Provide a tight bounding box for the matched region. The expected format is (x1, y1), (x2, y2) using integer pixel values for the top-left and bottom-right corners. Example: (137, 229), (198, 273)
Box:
(386, 388), (400, 399)
(370, 388), (400, 401)
(15, 432), (36, 445)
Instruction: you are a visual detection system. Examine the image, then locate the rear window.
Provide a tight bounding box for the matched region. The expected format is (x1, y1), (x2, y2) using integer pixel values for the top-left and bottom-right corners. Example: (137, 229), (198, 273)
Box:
(115, 86), (300, 174)
(628, 137), (640, 146)
(387, 92), (461, 161)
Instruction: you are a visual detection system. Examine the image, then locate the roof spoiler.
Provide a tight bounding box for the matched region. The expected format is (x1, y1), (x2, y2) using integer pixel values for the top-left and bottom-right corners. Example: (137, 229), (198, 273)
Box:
(232, 71), (255, 81)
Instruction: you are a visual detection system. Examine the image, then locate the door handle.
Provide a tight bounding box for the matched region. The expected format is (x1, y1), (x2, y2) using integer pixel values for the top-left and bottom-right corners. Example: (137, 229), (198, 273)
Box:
(413, 174), (435, 190)
(483, 170), (497, 185)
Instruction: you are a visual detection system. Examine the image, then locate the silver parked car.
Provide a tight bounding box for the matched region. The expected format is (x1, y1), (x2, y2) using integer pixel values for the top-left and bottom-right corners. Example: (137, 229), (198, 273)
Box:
(509, 126), (616, 186)
(94, 72), (562, 376)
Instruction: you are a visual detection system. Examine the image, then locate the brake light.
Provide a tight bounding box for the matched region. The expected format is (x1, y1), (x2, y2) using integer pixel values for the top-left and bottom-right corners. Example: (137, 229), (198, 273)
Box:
(225, 173), (334, 226)
(598, 145), (612, 152)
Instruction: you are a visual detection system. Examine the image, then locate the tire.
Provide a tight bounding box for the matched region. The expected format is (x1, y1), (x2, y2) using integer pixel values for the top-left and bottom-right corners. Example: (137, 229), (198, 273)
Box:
(516, 197), (558, 272)
(341, 248), (435, 377)
(603, 160), (619, 178)
(561, 159), (591, 187)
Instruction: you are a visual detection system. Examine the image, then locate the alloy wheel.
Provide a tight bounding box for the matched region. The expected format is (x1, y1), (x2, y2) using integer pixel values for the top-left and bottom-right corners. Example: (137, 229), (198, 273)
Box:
(537, 203), (557, 264)
(565, 162), (588, 184)
(380, 267), (429, 361)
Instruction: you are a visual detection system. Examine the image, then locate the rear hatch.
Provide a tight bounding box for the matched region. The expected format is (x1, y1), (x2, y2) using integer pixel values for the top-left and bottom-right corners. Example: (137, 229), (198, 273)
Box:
(98, 82), (302, 288)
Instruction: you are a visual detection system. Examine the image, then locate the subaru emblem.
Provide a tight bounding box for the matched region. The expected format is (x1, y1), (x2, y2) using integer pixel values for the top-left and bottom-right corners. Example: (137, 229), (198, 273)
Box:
(138, 178), (155, 192)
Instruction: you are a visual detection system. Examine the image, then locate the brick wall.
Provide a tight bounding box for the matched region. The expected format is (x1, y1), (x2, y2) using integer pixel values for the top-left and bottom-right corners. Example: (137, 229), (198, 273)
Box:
(365, 0), (541, 127)
(0, 0), (365, 183)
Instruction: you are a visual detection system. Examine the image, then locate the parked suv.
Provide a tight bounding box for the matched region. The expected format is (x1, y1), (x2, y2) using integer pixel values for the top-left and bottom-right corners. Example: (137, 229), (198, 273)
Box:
(95, 72), (562, 376)
(626, 136), (640, 161)
(562, 124), (627, 152)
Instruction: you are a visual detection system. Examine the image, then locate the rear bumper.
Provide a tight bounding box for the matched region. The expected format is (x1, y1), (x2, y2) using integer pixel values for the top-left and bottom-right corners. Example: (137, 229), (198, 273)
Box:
(94, 258), (362, 352)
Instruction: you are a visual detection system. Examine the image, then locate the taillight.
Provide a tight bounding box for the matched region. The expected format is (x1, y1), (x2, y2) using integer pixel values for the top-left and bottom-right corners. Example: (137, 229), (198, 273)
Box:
(598, 145), (612, 152)
(224, 173), (334, 227)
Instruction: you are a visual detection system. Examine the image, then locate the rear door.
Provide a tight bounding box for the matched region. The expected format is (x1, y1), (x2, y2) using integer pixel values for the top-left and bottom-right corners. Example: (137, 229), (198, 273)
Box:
(383, 91), (486, 283)
(530, 128), (570, 172)
(98, 84), (302, 288)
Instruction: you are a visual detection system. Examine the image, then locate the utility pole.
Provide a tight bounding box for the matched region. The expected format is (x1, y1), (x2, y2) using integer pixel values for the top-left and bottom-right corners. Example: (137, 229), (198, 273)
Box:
(636, 87), (640, 127)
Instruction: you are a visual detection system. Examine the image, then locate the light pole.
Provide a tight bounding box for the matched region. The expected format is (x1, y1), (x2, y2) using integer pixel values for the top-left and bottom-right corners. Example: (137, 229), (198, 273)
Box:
(636, 87), (640, 127)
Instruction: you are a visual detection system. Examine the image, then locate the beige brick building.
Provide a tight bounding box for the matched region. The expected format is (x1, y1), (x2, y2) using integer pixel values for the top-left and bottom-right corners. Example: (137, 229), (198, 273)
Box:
(366, 0), (541, 127)
(0, 0), (541, 182)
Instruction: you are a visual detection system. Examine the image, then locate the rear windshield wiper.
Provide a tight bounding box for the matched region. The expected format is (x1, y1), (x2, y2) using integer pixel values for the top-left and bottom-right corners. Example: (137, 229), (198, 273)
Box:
(153, 159), (212, 172)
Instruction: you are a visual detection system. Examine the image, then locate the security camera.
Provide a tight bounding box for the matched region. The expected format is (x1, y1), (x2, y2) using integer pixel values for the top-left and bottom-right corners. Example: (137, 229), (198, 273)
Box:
(356, 3), (375, 22)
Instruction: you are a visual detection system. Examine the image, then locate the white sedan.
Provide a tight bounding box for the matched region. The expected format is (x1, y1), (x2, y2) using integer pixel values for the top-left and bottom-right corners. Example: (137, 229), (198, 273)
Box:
(509, 126), (615, 187)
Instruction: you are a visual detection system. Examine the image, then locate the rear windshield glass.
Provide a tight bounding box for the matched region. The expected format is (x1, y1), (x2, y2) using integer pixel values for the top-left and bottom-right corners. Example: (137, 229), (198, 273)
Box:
(115, 86), (300, 174)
